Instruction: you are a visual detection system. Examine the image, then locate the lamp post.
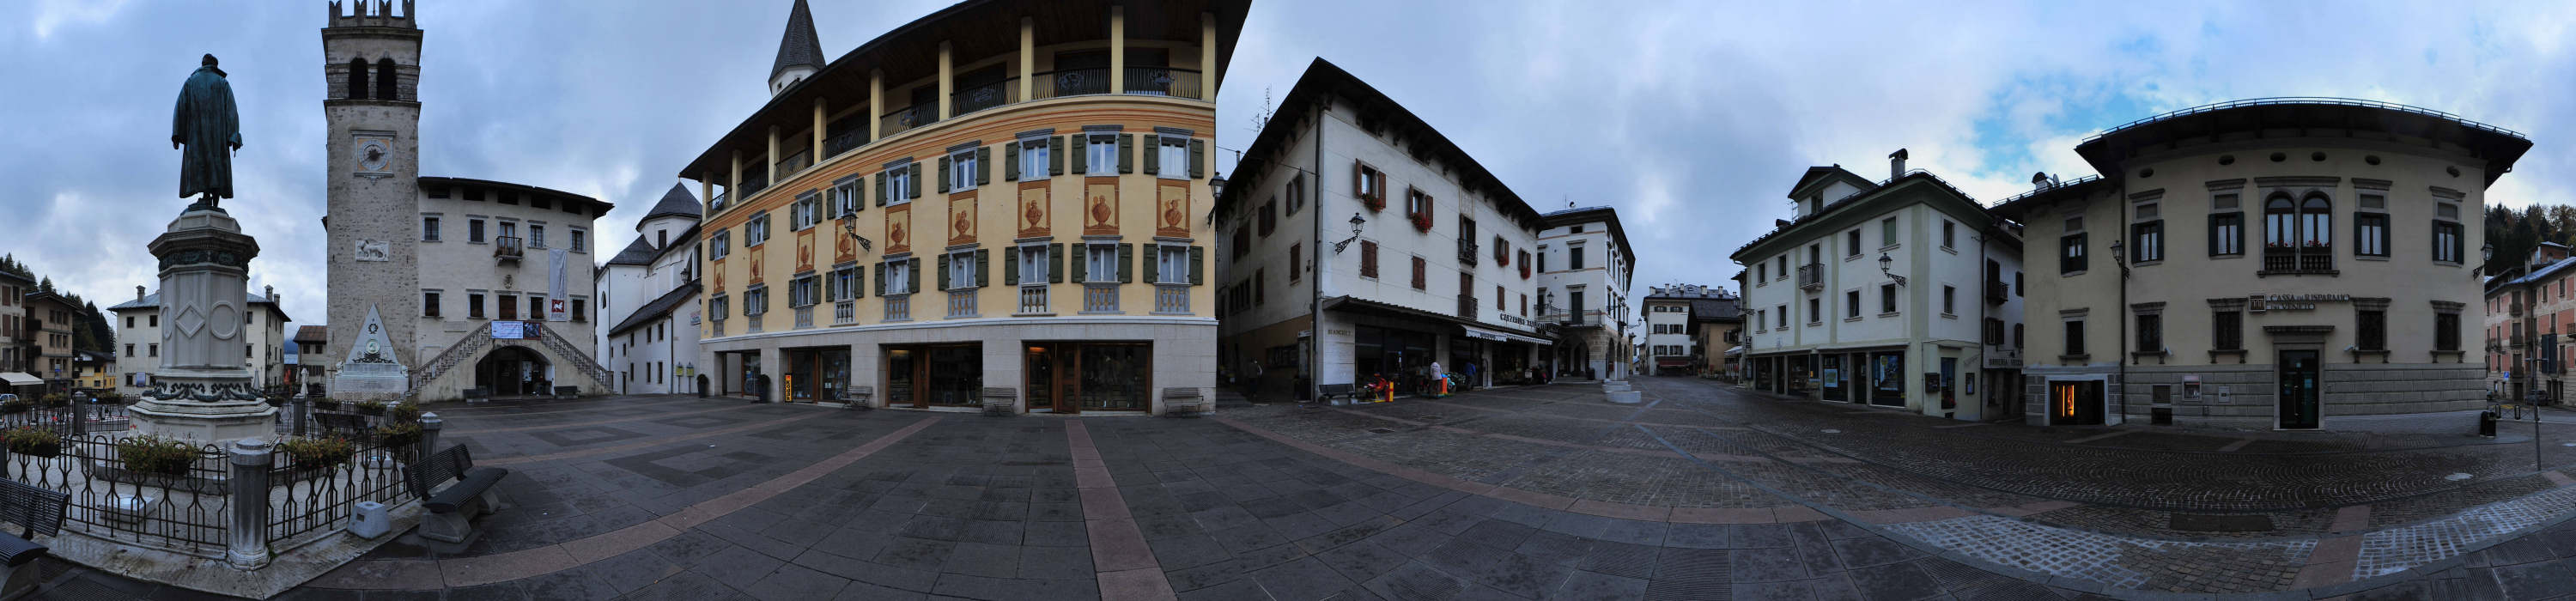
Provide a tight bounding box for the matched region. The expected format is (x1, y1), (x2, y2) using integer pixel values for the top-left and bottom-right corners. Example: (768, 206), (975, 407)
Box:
(1332, 212), (1367, 253)
(1876, 253), (1907, 286)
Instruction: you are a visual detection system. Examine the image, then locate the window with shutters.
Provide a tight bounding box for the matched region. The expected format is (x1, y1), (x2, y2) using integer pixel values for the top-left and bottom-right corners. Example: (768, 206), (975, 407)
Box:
(1018, 138), (1049, 180)
(1085, 243), (1121, 283)
(1085, 133), (1119, 175)
(885, 260), (914, 294)
(744, 287), (769, 315)
(885, 166), (914, 206)
(1405, 188), (1433, 231)
(1290, 244), (1303, 282)
(833, 176), (862, 216)
(747, 214), (772, 246)
(2060, 233), (2087, 274)
(1880, 284), (1899, 315)
(945, 250), (978, 290)
(1231, 227), (1250, 258)
(1354, 162), (1386, 210)
(1285, 175), (1306, 216)
(1411, 256), (1427, 290)
(2433, 219), (2464, 264)
(790, 275), (821, 307)
(1359, 240), (1379, 278)
(2437, 313), (2461, 351)
(1018, 244), (1048, 283)
(833, 267), (861, 300)
(709, 296), (728, 320)
(2355, 213), (2389, 258)
(949, 149), (979, 192)
(2214, 309), (2243, 350)
(792, 192), (819, 230)
(1157, 244), (1190, 284)
(710, 229), (730, 259)
(1157, 136), (1189, 179)
(1258, 201), (1276, 237)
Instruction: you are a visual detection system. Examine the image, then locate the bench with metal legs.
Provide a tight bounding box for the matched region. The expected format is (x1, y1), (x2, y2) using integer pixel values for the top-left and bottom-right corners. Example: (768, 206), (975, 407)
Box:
(403, 445), (510, 546)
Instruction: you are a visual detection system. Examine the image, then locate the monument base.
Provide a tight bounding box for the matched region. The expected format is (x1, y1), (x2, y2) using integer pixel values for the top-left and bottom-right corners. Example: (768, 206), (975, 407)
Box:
(131, 399), (276, 445)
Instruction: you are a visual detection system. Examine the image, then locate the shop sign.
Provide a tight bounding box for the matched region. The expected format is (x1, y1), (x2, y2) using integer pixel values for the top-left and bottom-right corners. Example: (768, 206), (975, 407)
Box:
(1499, 314), (1535, 327)
(1984, 348), (2022, 368)
(2248, 294), (2351, 313)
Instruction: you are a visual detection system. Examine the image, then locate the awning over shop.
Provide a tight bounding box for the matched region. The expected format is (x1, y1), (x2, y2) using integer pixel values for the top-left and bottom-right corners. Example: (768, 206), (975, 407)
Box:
(1460, 325), (1552, 346)
(0, 373), (39, 386)
(1724, 346), (1747, 355)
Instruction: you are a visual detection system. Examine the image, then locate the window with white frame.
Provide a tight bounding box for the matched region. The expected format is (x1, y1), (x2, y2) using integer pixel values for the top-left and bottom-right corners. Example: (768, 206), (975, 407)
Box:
(886, 166), (914, 205)
(1086, 243), (1120, 283)
(950, 149), (979, 191)
(708, 296), (728, 319)
(833, 176), (861, 216)
(1085, 133), (1119, 174)
(1157, 136), (1189, 179)
(570, 228), (586, 252)
(498, 221), (518, 240)
(747, 214), (772, 246)
(710, 229), (731, 259)
(885, 260), (914, 294)
(743, 287), (768, 315)
(790, 275), (820, 307)
(945, 250), (978, 290)
(1018, 244), (1048, 283)
(530, 224), (547, 248)
(1157, 244), (1189, 284)
(831, 267), (860, 300)
(792, 192), (819, 230)
(422, 216), (441, 241)
(1019, 137), (1049, 179)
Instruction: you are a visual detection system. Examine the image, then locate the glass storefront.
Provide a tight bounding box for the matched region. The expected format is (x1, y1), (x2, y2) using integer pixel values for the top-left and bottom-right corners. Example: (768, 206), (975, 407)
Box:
(1787, 355), (1814, 396)
(1821, 355), (1845, 402)
(1355, 325), (1437, 394)
(1024, 342), (1152, 412)
(783, 347), (850, 403)
(1869, 351), (1906, 406)
(885, 343), (984, 407)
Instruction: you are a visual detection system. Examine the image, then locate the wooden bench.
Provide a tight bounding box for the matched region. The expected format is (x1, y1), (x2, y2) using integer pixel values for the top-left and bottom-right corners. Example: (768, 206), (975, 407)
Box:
(0, 479), (65, 600)
(1162, 388), (1208, 417)
(1315, 384), (1360, 404)
(403, 445), (510, 546)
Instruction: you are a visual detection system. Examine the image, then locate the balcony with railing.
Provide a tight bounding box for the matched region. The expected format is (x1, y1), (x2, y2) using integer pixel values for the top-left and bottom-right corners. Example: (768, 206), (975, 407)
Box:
(947, 290), (978, 319)
(1083, 285), (1120, 313)
(833, 300), (856, 325)
(1154, 286), (1189, 315)
(951, 77), (1020, 117)
(823, 128), (868, 161)
(1795, 263), (1824, 290)
(793, 306), (815, 330)
(1986, 280), (2009, 305)
(1031, 68), (1111, 99)
(707, 191), (726, 214)
(738, 168), (770, 198)
(493, 236), (524, 262)
(709, 319), (726, 337)
(776, 149), (811, 178)
(884, 294), (911, 322)
(1122, 67), (1202, 99)
(879, 104), (937, 139)
(1457, 239), (1479, 266)
(2261, 246), (2333, 274)
(1019, 285), (1050, 314)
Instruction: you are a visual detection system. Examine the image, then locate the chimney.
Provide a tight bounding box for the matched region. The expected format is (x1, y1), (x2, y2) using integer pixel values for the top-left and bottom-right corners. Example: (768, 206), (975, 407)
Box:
(136, 286), (145, 300)
(1887, 149), (1909, 180)
(2031, 172), (2050, 190)
(265, 285), (276, 307)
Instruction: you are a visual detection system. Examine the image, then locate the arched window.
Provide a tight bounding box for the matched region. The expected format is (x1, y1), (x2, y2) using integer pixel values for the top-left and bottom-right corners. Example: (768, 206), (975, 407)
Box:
(374, 58), (398, 101)
(2299, 194), (2331, 247)
(346, 58), (369, 100)
(2264, 194), (2295, 249)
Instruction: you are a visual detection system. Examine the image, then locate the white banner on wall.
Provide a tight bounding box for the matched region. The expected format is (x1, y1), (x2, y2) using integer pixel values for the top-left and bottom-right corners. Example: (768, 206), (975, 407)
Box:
(548, 248), (571, 321)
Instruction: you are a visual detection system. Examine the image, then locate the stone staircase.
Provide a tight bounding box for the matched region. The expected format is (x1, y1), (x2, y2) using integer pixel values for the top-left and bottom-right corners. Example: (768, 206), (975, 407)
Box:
(532, 321), (615, 390)
(400, 322), (614, 401)
(404, 327), (495, 401)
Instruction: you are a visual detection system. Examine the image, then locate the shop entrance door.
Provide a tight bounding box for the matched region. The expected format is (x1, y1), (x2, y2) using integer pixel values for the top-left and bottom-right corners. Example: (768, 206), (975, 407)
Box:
(1939, 358), (1957, 410)
(882, 345), (985, 408)
(1027, 344), (1061, 413)
(2050, 380), (2104, 425)
(2277, 349), (2321, 429)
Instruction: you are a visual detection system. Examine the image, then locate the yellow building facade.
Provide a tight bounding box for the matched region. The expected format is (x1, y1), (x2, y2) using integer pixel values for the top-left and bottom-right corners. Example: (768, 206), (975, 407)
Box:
(684, 0), (1245, 414)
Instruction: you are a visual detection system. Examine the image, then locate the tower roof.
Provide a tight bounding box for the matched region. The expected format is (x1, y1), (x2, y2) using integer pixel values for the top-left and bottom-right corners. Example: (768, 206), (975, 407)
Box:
(605, 237), (659, 266)
(638, 183), (703, 230)
(771, 0), (827, 81)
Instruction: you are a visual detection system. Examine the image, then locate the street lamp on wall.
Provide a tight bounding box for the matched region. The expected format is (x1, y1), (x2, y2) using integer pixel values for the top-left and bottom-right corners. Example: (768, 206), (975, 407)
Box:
(1332, 212), (1367, 253)
(1877, 253), (1907, 286)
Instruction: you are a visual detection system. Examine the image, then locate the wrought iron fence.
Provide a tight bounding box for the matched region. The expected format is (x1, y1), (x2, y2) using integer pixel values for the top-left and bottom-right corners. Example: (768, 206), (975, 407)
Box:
(266, 434), (410, 549)
(1032, 68), (1110, 99)
(3, 434), (233, 555)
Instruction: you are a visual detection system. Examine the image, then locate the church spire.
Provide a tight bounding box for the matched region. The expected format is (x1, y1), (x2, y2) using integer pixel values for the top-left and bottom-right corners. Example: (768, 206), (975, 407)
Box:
(769, 0), (825, 96)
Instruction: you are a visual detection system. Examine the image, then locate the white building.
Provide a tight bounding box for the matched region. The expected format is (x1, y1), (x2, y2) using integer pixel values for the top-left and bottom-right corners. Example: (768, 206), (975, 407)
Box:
(1643, 283), (1726, 375)
(107, 285), (293, 396)
(1730, 151), (2026, 421)
(1217, 59), (1555, 397)
(597, 184), (705, 395)
(1536, 207), (1638, 380)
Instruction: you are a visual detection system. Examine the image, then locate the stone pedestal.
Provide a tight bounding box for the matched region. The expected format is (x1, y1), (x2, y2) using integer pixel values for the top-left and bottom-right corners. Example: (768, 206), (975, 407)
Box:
(331, 305), (410, 402)
(132, 207), (277, 445)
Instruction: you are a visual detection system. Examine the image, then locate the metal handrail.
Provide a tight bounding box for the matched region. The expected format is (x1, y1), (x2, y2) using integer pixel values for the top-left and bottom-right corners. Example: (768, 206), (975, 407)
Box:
(2081, 97), (2528, 143)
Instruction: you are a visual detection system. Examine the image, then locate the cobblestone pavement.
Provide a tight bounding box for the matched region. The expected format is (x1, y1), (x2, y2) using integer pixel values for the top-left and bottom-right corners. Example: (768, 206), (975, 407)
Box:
(17, 389), (2576, 599)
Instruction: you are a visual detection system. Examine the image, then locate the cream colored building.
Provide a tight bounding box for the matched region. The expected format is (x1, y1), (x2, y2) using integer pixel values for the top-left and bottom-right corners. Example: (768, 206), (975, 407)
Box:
(1992, 99), (2527, 429)
(685, 0), (1245, 414)
(106, 286), (293, 396)
(1537, 208), (1638, 380)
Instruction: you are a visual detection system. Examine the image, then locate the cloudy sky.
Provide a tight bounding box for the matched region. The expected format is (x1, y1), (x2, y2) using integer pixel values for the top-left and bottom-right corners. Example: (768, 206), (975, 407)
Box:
(6, 1), (2574, 332)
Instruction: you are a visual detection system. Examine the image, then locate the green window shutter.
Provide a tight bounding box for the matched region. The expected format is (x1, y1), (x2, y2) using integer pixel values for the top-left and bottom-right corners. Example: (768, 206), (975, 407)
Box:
(910, 258), (923, 294)
(854, 175), (867, 212)
(938, 155), (952, 193)
(1004, 246), (1020, 285)
(908, 163), (922, 198)
(1050, 136), (1066, 175)
(855, 269), (866, 299)
(1189, 139), (1206, 179)
(975, 248), (990, 288)
(1118, 243), (1134, 282)
(875, 262), (886, 295)
(1142, 134), (1161, 176)
(1069, 244), (1086, 282)
(937, 255), (951, 290)
(976, 147), (993, 186)
(874, 173), (886, 206)
(1069, 136), (1087, 174)
(1005, 143), (1020, 182)
(1051, 243), (1066, 283)
(1142, 246), (1160, 284)
(1189, 246), (1204, 285)
(1118, 134), (1134, 174)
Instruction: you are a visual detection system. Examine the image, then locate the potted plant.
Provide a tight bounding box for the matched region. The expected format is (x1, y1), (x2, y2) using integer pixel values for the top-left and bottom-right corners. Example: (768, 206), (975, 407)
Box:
(0, 399), (29, 415)
(376, 422), (423, 450)
(355, 400), (387, 416)
(277, 437), (355, 471)
(117, 435), (197, 477)
(389, 400), (422, 424)
(3, 428), (60, 458)
(39, 393), (67, 409)
(313, 398), (343, 412)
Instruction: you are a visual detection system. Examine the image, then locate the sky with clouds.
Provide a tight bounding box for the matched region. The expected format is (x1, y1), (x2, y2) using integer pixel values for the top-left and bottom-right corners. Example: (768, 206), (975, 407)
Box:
(6, 0), (2575, 332)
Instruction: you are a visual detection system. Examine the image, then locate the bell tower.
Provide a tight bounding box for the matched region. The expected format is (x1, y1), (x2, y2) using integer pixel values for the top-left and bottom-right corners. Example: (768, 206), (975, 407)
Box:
(321, 0), (423, 392)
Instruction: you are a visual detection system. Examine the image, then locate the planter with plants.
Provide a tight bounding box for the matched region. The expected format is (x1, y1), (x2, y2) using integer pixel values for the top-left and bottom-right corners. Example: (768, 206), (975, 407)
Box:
(3, 428), (61, 458)
(117, 435), (198, 477)
(313, 399), (343, 412)
(355, 401), (387, 416)
(39, 394), (67, 409)
(278, 437), (356, 471)
(377, 422), (423, 450)
(0, 399), (28, 415)
(389, 400), (422, 424)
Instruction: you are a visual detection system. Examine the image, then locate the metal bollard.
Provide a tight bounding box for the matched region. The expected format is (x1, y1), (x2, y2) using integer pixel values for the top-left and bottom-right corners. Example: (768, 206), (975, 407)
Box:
(227, 437), (274, 569)
(294, 398), (309, 437)
(419, 412), (442, 457)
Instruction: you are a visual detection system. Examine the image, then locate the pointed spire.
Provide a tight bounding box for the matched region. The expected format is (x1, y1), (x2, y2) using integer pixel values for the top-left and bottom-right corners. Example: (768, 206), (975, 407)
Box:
(771, 0), (825, 82)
